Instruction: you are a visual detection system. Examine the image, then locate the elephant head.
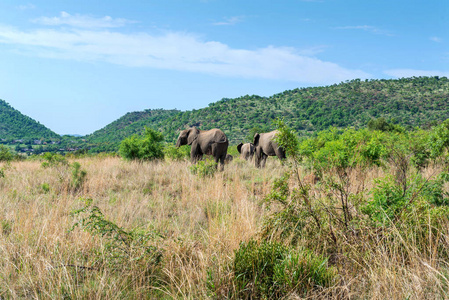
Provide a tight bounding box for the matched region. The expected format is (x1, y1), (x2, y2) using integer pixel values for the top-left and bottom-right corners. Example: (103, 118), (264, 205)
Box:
(176, 127), (200, 147)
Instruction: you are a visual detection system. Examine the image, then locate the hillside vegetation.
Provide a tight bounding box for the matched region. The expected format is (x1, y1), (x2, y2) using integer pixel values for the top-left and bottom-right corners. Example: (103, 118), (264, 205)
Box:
(86, 76), (449, 152)
(1, 77), (449, 154)
(0, 100), (59, 140)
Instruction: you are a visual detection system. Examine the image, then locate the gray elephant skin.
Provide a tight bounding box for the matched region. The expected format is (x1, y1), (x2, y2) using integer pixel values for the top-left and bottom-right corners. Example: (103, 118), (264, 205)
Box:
(253, 130), (286, 168)
(176, 127), (229, 168)
(237, 143), (255, 161)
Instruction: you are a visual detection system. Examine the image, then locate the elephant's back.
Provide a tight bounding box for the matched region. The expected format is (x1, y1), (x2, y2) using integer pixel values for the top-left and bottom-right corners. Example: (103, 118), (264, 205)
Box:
(242, 143), (254, 152)
(202, 128), (228, 143)
(261, 130), (279, 142)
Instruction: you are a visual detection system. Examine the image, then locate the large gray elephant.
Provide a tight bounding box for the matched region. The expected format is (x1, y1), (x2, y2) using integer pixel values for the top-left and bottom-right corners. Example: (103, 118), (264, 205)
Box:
(253, 130), (286, 168)
(237, 143), (255, 161)
(176, 127), (229, 168)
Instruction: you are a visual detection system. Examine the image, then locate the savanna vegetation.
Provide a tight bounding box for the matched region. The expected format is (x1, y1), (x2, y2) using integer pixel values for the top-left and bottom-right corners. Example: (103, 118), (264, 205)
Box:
(2, 118), (449, 299)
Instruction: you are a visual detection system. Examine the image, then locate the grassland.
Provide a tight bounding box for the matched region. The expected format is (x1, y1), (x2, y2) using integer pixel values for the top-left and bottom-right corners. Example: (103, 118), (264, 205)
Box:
(1, 156), (449, 299)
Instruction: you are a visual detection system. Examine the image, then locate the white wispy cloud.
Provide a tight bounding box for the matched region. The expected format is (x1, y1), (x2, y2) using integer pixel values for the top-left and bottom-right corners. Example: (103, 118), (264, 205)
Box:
(385, 69), (449, 78)
(430, 36), (443, 43)
(212, 16), (244, 26)
(0, 15), (371, 84)
(17, 3), (36, 10)
(334, 25), (394, 36)
(33, 11), (136, 28)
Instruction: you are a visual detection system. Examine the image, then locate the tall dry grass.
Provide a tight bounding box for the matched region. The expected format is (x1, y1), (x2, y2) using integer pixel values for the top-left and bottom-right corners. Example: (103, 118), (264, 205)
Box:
(0, 157), (448, 299)
(0, 157), (282, 298)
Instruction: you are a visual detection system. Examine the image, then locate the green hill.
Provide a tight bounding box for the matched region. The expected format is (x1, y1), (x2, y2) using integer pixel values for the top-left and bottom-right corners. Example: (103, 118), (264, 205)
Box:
(0, 99), (59, 140)
(86, 77), (449, 152)
(84, 109), (181, 152)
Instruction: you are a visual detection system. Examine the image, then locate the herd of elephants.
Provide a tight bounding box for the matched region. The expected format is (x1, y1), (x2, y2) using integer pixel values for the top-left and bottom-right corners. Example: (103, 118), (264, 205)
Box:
(176, 127), (286, 168)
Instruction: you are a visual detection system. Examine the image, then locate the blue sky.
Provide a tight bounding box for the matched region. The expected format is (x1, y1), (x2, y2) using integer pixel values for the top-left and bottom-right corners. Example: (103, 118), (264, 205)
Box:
(0, 0), (447, 135)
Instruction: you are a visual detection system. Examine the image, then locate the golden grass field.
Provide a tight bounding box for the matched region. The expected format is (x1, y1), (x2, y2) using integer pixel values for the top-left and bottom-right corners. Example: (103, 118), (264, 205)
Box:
(1, 156), (449, 299)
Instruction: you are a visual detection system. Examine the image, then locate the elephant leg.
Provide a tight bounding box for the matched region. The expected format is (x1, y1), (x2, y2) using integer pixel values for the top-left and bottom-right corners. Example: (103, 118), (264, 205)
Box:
(255, 147), (262, 168)
(211, 142), (227, 171)
(190, 141), (202, 163)
(261, 153), (268, 168)
(218, 155), (226, 171)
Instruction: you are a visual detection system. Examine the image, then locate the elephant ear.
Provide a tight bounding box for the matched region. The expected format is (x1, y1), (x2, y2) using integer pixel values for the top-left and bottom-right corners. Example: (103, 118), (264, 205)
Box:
(237, 143), (243, 154)
(253, 133), (260, 146)
(187, 127), (200, 145)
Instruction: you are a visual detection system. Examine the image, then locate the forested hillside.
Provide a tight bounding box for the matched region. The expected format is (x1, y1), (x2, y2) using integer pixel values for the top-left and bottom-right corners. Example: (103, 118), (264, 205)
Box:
(87, 77), (449, 152)
(0, 100), (59, 140)
(84, 109), (181, 152)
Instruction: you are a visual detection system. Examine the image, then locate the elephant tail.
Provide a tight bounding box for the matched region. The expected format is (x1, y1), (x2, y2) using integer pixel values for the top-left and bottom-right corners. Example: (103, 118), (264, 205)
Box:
(216, 137), (228, 144)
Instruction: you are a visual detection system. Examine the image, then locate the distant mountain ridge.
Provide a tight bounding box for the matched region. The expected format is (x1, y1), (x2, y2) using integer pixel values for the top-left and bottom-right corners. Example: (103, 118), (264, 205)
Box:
(0, 99), (59, 140)
(86, 77), (449, 152)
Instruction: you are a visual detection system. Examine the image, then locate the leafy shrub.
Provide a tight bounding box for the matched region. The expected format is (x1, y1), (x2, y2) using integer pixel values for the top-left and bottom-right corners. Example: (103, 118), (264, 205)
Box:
(273, 118), (300, 160)
(164, 144), (190, 161)
(233, 239), (336, 299)
(119, 127), (164, 161)
(428, 120), (449, 161)
(261, 173), (313, 244)
(367, 117), (403, 132)
(0, 145), (14, 162)
(189, 159), (218, 177)
(41, 183), (50, 193)
(70, 162), (87, 192)
(1, 219), (12, 236)
(40, 152), (68, 168)
(361, 173), (449, 227)
(361, 175), (408, 225)
(70, 198), (163, 272)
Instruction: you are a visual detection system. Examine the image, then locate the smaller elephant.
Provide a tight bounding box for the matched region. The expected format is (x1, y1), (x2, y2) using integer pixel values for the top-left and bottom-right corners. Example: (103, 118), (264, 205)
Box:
(237, 143), (255, 161)
(253, 130), (286, 168)
(224, 154), (233, 164)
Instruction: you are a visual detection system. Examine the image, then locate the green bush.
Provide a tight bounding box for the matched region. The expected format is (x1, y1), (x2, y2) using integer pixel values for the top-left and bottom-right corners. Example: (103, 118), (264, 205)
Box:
(428, 120), (449, 160)
(367, 117), (403, 132)
(40, 152), (68, 168)
(70, 162), (87, 192)
(70, 198), (163, 272)
(189, 159), (218, 177)
(119, 127), (164, 161)
(361, 173), (449, 227)
(0, 145), (14, 162)
(233, 240), (336, 299)
(361, 175), (408, 225)
(164, 144), (190, 161)
(41, 183), (50, 193)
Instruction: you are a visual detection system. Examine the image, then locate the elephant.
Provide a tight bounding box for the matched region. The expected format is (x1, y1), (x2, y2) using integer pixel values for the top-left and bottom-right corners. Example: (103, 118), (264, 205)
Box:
(237, 143), (255, 161)
(176, 127), (229, 169)
(253, 130), (286, 168)
(225, 154), (233, 164)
